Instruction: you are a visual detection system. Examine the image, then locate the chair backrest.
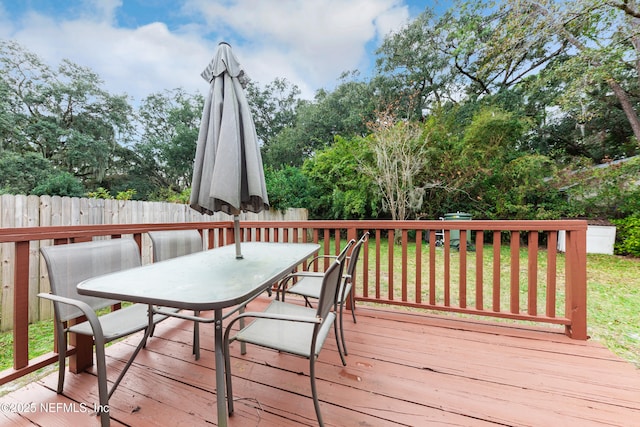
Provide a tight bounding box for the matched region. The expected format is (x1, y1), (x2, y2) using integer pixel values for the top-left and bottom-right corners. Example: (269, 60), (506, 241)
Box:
(314, 239), (354, 314)
(315, 255), (347, 321)
(335, 239), (355, 265)
(345, 232), (369, 280)
(148, 229), (203, 262)
(40, 239), (142, 322)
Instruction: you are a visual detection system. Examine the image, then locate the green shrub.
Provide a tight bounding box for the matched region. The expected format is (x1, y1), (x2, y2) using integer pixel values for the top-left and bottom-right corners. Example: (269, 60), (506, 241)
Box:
(86, 187), (112, 199)
(612, 214), (640, 257)
(31, 172), (85, 197)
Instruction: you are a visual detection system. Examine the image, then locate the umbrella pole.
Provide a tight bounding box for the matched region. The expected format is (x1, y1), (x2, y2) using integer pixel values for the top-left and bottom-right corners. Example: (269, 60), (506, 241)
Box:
(233, 215), (243, 259)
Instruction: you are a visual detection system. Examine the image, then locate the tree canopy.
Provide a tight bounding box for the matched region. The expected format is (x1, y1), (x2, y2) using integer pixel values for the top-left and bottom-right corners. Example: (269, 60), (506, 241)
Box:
(0, 0), (638, 223)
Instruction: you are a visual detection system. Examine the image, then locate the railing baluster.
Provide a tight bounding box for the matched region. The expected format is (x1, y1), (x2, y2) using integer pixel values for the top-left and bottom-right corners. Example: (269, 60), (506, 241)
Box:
(429, 230), (436, 305)
(322, 229), (331, 270)
(492, 231), (501, 312)
(528, 231), (538, 316)
(401, 230), (408, 302)
(459, 230), (467, 308)
(510, 231), (520, 314)
(375, 230), (381, 299)
(475, 231), (484, 310)
(547, 231), (558, 318)
(415, 230), (422, 304)
(444, 230), (450, 307)
(388, 229), (394, 301)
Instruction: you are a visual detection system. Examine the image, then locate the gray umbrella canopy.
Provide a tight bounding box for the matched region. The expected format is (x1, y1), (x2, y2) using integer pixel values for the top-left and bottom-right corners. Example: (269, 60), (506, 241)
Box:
(190, 42), (269, 258)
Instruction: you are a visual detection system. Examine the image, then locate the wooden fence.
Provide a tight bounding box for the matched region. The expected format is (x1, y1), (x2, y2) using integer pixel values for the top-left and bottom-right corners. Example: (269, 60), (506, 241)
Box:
(0, 194), (307, 228)
(0, 194), (306, 330)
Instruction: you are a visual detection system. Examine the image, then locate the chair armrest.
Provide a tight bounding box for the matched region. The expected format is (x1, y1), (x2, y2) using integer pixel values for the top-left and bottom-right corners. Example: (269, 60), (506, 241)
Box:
(275, 271), (323, 298)
(290, 271), (324, 277)
(275, 272), (299, 297)
(235, 311), (322, 324)
(303, 255), (338, 270)
(224, 309), (322, 342)
(222, 287), (264, 319)
(37, 293), (105, 343)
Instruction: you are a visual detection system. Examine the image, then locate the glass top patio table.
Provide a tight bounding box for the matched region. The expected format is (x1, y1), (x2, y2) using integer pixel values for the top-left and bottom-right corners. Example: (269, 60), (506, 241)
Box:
(77, 241), (319, 427)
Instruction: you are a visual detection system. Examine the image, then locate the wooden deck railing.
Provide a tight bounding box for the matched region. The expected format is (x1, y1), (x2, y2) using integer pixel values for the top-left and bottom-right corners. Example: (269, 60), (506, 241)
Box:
(0, 219), (587, 386)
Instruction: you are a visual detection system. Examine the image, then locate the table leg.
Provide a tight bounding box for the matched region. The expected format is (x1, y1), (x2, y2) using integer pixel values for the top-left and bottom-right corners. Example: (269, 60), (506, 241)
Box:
(214, 308), (227, 427)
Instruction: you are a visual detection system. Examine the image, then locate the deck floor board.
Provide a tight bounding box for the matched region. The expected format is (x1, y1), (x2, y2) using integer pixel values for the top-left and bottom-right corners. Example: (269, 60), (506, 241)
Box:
(2, 296), (638, 426)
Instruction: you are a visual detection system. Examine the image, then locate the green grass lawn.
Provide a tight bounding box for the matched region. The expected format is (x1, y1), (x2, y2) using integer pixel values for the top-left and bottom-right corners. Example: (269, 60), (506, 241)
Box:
(585, 253), (640, 367)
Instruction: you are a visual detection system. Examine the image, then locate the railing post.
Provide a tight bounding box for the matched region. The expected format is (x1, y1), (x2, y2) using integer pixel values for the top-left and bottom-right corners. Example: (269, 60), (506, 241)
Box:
(226, 225), (235, 245)
(13, 241), (29, 369)
(564, 227), (588, 340)
(69, 321), (95, 373)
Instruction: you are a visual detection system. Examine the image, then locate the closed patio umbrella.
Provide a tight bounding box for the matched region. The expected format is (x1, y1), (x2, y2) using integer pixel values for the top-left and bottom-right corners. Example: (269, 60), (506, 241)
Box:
(190, 42), (269, 259)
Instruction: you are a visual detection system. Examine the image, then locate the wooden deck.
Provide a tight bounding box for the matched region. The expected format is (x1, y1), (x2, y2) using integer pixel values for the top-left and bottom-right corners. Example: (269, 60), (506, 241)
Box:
(2, 296), (638, 426)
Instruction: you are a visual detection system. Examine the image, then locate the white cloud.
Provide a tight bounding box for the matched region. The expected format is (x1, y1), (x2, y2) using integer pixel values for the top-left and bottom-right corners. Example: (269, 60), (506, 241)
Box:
(185, 0), (409, 94)
(3, 0), (411, 103)
(7, 10), (210, 102)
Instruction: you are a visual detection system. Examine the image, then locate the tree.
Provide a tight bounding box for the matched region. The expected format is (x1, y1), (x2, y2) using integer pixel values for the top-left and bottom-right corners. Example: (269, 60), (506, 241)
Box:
(262, 73), (377, 168)
(136, 89), (203, 195)
(302, 136), (379, 219)
(409, 106), (554, 220)
(506, 0), (640, 145)
(0, 151), (56, 194)
(375, 0), (569, 115)
(245, 77), (301, 146)
(0, 40), (135, 189)
(375, 7), (459, 117)
(359, 110), (429, 221)
(32, 172), (85, 197)
(264, 166), (312, 212)
(451, 0), (568, 96)
(456, 107), (531, 218)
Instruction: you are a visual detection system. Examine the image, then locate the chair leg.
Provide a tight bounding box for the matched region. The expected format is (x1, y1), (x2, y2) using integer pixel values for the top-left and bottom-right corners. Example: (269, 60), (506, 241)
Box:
(93, 340), (111, 427)
(333, 314), (346, 366)
(223, 333), (235, 416)
(339, 301), (349, 357)
(146, 307), (156, 347)
(193, 310), (200, 360)
(239, 306), (247, 355)
(309, 356), (325, 427)
(303, 296), (313, 308)
(56, 327), (67, 394)
(349, 289), (357, 324)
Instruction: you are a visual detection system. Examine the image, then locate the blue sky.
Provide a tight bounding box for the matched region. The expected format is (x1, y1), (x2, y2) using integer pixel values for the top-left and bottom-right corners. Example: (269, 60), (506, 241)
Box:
(0, 0), (442, 102)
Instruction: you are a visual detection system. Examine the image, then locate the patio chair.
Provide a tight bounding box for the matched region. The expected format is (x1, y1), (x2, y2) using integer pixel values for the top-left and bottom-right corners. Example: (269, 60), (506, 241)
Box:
(279, 232), (368, 356)
(148, 229), (203, 359)
(223, 251), (348, 427)
(38, 238), (170, 427)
